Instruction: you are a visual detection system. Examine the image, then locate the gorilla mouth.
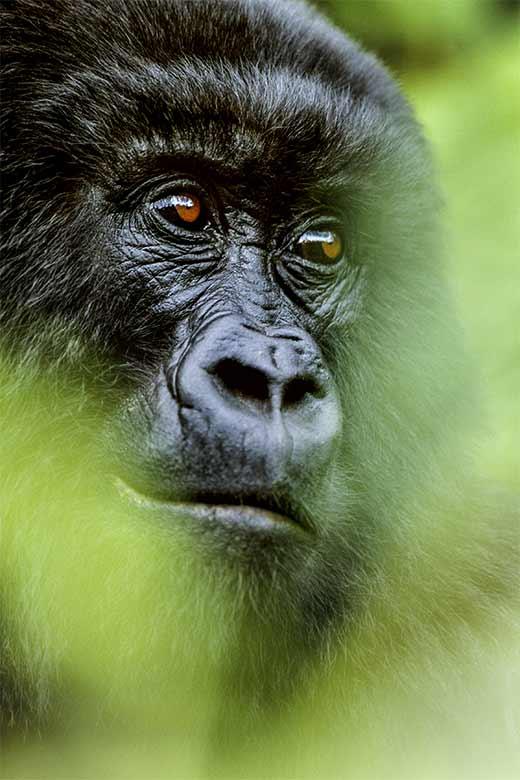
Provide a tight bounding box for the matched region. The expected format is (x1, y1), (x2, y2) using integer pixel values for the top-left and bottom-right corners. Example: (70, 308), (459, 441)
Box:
(115, 479), (308, 534)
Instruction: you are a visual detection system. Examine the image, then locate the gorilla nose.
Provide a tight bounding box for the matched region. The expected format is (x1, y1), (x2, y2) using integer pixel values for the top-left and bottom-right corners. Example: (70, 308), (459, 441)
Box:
(170, 317), (341, 489)
(175, 319), (330, 420)
(210, 354), (326, 415)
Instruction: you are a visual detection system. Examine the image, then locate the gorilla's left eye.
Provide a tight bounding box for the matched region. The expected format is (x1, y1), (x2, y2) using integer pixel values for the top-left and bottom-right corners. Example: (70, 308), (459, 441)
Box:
(152, 192), (206, 230)
(296, 229), (344, 264)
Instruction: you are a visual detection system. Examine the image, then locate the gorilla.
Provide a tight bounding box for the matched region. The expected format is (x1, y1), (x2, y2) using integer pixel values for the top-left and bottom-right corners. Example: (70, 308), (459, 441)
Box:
(0, 0), (518, 775)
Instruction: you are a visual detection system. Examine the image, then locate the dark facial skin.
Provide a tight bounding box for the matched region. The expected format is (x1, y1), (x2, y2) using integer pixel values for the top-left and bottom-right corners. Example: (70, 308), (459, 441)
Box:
(98, 126), (370, 636)
(110, 144), (351, 530)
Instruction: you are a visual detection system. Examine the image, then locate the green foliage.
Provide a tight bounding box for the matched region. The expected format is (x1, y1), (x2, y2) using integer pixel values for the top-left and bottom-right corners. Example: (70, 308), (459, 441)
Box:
(322, 0), (511, 68)
(404, 29), (520, 486)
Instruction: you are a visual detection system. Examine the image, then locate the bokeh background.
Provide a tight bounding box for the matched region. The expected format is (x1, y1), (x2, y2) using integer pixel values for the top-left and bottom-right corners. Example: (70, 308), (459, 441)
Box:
(319, 0), (519, 487)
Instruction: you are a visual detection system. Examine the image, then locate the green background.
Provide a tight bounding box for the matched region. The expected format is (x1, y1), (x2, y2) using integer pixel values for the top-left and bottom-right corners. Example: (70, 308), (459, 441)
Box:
(319, 0), (520, 484)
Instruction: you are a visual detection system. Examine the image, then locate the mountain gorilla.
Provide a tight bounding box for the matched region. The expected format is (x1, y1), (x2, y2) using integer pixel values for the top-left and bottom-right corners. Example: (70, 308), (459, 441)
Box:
(0, 0), (518, 774)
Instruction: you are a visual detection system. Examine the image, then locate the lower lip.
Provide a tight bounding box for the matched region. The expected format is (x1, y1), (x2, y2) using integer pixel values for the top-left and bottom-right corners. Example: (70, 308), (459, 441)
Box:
(115, 479), (302, 533)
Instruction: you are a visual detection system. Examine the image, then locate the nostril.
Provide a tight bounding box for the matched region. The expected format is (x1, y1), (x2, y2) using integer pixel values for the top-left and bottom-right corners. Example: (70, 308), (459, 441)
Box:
(212, 358), (270, 404)
(282, 376), (323, 408)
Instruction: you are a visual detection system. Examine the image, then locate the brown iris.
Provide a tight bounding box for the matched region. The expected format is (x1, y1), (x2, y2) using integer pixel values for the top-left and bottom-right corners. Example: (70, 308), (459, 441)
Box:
(297, 229), (344, 264)
(154, 192), (205, 229)
(172, 193), (201, 223)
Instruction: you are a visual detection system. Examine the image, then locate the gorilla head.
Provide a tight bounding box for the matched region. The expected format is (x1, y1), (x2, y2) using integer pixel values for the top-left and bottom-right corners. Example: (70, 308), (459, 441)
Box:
(2, 0), (514, 748)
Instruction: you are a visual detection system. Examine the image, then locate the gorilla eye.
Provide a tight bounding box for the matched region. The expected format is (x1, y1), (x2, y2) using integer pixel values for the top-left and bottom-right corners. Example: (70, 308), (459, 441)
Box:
(296, 229), (344, 264)
(152, 192), (206, 230)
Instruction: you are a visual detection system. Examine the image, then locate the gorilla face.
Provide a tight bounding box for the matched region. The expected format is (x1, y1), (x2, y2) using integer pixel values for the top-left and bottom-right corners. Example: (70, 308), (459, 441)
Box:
(111, 125), (349, 532)
(0, 0), (447, 674)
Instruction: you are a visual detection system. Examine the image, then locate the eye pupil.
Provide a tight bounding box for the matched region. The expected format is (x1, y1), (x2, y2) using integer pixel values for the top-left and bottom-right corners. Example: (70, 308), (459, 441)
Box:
(297, 229), (343, 264)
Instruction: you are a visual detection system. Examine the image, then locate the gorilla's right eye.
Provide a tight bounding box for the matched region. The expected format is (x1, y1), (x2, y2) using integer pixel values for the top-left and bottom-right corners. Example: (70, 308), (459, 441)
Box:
(151, 192), (207, 230)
